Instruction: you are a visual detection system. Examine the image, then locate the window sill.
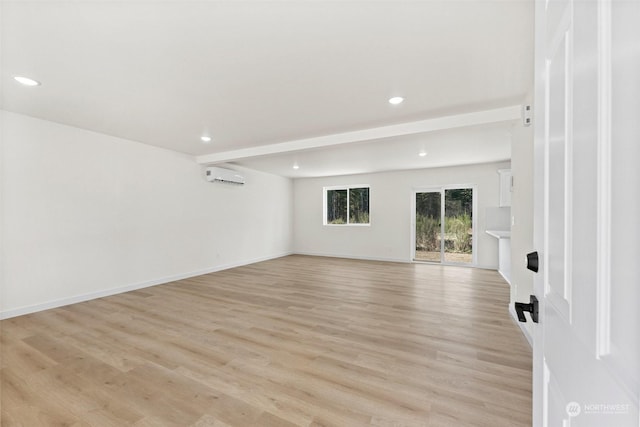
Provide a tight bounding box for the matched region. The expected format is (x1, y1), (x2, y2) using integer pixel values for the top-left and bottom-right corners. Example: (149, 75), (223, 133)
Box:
(323, 223), (371, 227)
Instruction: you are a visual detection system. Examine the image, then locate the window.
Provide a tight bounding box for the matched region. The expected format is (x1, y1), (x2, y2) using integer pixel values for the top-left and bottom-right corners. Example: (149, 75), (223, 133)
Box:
(324, 186), (369, 225)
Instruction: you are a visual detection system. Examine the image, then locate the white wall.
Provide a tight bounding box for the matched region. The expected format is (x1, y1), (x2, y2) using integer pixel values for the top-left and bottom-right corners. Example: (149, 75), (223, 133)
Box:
(293, 161), (510, 268)
(0, 111), (293, 318)
(510, 122), (535, 302)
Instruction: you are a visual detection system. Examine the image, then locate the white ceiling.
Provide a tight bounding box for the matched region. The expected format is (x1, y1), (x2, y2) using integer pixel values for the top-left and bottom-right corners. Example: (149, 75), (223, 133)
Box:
(1, 1), (533, 177)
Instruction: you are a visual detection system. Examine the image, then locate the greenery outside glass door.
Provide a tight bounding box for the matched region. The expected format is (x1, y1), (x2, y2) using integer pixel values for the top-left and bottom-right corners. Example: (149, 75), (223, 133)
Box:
(443, 188), (473, 263)
(415, 192), (442, 262)
(414, 188), (474, 264)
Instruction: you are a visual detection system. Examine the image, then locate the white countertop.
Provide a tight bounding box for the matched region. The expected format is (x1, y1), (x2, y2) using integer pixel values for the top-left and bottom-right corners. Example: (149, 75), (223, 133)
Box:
(486, 230), (511, 239)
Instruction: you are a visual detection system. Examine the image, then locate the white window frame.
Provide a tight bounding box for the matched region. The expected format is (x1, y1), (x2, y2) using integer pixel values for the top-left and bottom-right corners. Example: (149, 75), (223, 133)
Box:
(323, 185), (371, 226)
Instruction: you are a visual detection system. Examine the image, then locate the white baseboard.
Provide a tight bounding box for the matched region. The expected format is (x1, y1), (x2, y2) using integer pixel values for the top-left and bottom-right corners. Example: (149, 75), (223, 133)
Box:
(497, 269), (512, 285)
(473, 264), (499, 271)
(293, 251), (410, 264)
(509, 304), (533, 348)
(0, 251), (292, 320)
(295, 252), (499, 271)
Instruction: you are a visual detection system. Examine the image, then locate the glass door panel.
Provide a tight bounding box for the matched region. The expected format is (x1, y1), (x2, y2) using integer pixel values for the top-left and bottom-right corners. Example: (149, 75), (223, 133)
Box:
(444, 188), (473, 264)
(415, 192), (442, 262)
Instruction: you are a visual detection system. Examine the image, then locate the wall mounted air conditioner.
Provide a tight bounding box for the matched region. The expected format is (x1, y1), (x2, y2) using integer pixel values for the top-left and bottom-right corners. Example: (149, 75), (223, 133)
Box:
(205, 167), (245, 185)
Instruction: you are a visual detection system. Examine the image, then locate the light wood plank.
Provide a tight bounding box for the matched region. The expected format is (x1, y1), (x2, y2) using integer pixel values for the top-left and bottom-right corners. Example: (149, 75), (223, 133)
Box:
(1, 255), (531, 426)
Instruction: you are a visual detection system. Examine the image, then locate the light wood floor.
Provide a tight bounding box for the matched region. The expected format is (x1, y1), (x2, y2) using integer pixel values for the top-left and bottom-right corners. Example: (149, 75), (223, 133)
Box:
(1, 255), (532, 426)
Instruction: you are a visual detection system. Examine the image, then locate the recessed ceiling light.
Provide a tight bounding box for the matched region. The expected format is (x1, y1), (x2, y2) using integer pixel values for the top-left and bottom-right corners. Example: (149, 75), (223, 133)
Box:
(201, 136), (212, 143)
(419, 151), (427, 157)
(14, 76), (41, 86)
(293, 164), (300, 170)
(388, 96), (404, 105)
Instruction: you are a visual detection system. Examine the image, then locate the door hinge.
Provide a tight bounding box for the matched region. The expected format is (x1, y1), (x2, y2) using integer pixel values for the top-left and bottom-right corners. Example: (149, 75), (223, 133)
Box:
(522, 105), (532, 127)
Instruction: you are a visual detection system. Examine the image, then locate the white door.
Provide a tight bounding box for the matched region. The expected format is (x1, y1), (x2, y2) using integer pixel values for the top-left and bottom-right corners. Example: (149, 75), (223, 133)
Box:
(531, 0), (639, 426)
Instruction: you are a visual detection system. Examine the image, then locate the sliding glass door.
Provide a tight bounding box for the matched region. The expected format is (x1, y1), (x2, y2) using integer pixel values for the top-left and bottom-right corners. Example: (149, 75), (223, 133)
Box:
(415, 191), (442, 262)
(414, 187), (474, 264)
(443, 188), (473, 264)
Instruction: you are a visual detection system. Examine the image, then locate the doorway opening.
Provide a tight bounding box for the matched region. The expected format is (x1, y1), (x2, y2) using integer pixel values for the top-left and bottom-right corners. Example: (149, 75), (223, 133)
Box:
(413, 187), (475, 265)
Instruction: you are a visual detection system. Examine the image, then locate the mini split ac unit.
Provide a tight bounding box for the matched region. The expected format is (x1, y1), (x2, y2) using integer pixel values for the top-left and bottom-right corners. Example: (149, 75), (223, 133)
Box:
(205, 167), (245, 185)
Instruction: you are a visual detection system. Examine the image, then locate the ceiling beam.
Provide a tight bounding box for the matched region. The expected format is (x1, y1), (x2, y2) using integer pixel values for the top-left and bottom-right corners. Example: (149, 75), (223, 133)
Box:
(196, 105), (522, 165)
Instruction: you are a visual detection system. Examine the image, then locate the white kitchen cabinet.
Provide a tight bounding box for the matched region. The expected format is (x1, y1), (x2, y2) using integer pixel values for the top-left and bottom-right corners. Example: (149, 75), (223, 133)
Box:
(497, 169), (512, 207)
